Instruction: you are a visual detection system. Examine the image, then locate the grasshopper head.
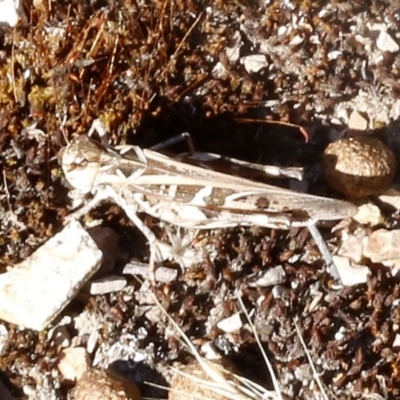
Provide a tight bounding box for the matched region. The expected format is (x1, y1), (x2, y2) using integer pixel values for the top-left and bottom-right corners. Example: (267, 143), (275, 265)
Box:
(61, 136), (102, 194)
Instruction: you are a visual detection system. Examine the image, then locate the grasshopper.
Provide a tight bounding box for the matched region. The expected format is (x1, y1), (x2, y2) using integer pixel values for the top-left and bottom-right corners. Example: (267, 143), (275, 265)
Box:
(60, 135), (357, 283)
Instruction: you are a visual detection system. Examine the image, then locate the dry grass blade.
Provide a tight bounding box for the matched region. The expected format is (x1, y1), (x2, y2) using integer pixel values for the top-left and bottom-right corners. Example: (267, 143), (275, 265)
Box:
(235, 291), (283, 400)
(294, 319), (331, 400)
(169, 364), (262, 400)
(149, 292), (279, 400)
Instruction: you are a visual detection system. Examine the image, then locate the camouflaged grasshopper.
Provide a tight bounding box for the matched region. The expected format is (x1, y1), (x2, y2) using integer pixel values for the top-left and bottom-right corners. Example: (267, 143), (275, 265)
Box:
(61, 135), (357, 283)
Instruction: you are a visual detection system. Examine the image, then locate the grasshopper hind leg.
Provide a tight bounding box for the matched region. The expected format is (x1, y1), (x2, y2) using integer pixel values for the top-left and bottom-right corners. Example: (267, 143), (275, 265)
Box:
(307, 223), (341, 283)
(150, 132), (196, 153)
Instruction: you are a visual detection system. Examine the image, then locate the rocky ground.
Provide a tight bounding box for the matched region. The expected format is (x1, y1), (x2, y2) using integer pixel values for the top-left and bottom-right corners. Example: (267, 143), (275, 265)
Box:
(1, 0), (400, 399)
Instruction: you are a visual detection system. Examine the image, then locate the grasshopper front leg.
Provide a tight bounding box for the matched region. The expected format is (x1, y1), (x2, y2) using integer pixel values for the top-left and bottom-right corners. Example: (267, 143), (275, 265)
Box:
(66, 185), (175, 283)
(107, 191), (176, 283)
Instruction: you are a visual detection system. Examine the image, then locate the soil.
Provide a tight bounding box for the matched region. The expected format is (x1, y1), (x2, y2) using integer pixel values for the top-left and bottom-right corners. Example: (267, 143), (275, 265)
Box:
(1, 1), (400, 399)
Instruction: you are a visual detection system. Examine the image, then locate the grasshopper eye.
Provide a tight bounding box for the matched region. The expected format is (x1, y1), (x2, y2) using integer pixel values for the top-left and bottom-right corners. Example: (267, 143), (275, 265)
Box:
(68, 159), (88, 170)
(62, 162), (99, 194)
(61, 150), (99, 194)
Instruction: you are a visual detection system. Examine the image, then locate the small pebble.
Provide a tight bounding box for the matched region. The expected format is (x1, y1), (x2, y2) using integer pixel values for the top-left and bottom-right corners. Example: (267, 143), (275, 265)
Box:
(71, 367), (141, 400)
(352, 203), (382, 225)
(332, 256), (370, 286)
(216, 312), (243, 333)
(246, 265), (286, 287)
(393, 334), (400, 348)
(363, 228), (400, 263)
(82, 275), (127, 295)
(58, 347), (90, 381)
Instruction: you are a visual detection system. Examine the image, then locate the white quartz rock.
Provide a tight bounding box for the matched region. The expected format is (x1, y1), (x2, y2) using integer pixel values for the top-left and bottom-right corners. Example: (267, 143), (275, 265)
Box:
(0, 221), (103, 330)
